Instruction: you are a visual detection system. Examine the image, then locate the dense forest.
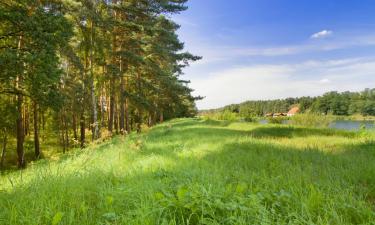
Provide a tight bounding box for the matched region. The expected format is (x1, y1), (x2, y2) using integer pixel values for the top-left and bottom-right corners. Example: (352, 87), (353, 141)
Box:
(0, 0), (200, 169)
(203, 88), (375, 118)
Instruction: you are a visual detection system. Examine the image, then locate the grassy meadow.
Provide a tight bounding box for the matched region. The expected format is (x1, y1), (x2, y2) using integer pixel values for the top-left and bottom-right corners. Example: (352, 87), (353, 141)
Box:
(1, 118), (375, 224)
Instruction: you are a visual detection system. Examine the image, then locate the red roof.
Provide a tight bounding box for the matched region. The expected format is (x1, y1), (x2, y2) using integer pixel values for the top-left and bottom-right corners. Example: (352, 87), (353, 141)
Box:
(288, 107), (300, 115)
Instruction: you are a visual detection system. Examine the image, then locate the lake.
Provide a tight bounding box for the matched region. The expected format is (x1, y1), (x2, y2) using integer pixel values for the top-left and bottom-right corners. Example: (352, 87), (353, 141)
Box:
(259, 119), (375, 131)
(329, 120), (375, 131)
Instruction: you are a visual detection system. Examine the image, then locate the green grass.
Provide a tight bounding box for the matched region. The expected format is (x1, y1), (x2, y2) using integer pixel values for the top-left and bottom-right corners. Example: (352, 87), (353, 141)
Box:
(1, 118), (375, 225)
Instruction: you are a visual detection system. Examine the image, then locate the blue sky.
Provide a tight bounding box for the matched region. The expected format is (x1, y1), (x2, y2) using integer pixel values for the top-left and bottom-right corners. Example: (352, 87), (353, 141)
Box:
(172, 0), (375, 109)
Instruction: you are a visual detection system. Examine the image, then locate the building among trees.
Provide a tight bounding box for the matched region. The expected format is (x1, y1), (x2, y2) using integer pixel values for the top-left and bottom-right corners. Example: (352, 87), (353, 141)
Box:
(287, 107), (300, 117)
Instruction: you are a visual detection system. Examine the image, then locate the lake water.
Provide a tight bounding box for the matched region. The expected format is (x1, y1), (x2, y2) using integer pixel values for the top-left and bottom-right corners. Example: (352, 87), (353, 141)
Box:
(259, 119), (375, 131)
(329, 120), (374, 131)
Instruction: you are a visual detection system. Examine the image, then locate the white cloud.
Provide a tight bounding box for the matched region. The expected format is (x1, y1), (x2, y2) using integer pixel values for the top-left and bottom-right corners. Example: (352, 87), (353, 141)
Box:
(310, 30), (333, 39)
(191, 58), (375, 109)
(176, 27), (375, 109)
(319, 78), (331, 84)
(182, 33), (375, 67)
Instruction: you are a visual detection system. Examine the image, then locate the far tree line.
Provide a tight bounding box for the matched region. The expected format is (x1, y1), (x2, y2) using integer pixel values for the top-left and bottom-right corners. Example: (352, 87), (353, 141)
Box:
(203, 88), (375, 118)
(0, 0), (201, 169)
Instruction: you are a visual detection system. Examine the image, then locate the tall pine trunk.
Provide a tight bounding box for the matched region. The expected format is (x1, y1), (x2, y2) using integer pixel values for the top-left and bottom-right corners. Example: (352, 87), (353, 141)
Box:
(109, 86), (115, 133)
(136, 71), (142, 133)
(33, 101), (40, 159)
(109, 0), (117, 134)
(147, 114), (152, 127)
(0, 131), (7, 169)
(114, 101), (119, 134)
(119, 56), (125, 134)
(42, 110), (45, 131)
(90, 20), (98, 140)
(16, 35), (25, 168)
(24, 105), (29, 136)
(160, 111), (164, 123)
(64, 112), (69, 151)
(124, 67), (130, 133)
(60, 114), (66, 153)
(72, 114), (78, 141)
(80, 112), (85, 148)
(16, 86), (24, 167)
(119, 85), (125, 134)
(125, 98), (130, 133)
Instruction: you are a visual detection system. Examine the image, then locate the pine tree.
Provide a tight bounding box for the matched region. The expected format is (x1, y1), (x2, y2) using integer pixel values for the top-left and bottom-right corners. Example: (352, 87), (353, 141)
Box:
(0, 0), (72, 167)
(0, 0), (201, 168)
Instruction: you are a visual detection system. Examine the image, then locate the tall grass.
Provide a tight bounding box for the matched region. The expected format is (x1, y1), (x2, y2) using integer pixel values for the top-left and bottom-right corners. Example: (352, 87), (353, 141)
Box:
(266, 116), (286, 124)
(290, 113), (334, 128)
(201, 110), (239, 121)
(0, 118), (374, 224)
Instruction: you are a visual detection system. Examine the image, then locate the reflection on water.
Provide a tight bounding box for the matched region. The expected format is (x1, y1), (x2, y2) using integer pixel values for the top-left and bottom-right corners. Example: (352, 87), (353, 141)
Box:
(259, 119), (268, 125)
(259, 119), (374, 131)
(329, 120), (374, 131)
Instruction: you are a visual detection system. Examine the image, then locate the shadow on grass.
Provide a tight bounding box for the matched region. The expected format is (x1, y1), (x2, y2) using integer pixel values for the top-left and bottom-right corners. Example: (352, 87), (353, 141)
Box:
(135, 121), (366, 166)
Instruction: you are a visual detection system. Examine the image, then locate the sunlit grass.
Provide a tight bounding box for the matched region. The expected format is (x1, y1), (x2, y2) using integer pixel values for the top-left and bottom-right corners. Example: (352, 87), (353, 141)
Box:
(0, 118), (374, 224)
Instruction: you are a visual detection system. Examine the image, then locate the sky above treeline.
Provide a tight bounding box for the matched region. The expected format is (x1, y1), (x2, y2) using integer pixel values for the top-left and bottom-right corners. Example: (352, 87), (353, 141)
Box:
(172, 0), (375, 109)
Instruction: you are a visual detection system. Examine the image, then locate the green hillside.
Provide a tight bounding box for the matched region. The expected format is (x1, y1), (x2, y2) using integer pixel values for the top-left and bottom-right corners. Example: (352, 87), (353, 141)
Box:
(1, 119), (375, 225)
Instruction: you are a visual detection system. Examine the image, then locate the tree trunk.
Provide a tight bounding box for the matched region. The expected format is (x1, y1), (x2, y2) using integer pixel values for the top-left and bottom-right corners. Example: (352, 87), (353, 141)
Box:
(24, 105), (29, 136)
(39, 110), (43, 141)
(119, 59), (125, 134)
(80, 112), (85, 148)
(152, 111), (157, 126)
(27, 105), (30, 136)
(64, 112), (69, 150)
(72, 114), (78, 141)
(107, 95), (110, 127)
(136, 111), (142, 133)
(90, 20), (98, 140)
(109, 1), (117, 134)
(16, 89), (25, 167)
(33, 101), (40, 159)
(136, 71), (142, 133)
(125, 98), (130, 133)
(42, 110), (45, 131)
(114, 101), (119, 134)
(147, 114), (152, 127)
(160, 111), (164, 123)
(124, 64), (130, 133)
(16, 35), (25, 168)
(109, 89), (114, 133)
(0, 132), (7, 169)
(60, 114), (66, 153)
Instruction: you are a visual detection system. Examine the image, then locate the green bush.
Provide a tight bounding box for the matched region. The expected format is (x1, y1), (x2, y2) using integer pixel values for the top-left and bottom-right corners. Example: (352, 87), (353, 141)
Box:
(217, 110), (238, 121)
(243, 115), (257, 122)
(200, 110), (239, 121)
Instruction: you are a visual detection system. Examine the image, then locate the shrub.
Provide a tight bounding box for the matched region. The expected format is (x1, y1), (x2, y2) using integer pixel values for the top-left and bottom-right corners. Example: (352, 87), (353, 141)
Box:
(200, 110), (239, 121)
(218, 110), (239, 121)
(243, 115), (257, 122)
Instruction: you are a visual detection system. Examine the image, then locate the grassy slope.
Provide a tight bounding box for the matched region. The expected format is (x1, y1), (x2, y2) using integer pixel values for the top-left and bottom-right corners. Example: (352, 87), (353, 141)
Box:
(0, 118), (375, 225)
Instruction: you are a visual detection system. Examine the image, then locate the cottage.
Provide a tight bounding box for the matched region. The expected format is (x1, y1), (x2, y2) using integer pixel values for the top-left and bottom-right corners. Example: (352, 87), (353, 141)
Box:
(265, 113), (273, 117)
(287, 107), (300, 117)
(273, 113), (282, 117)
